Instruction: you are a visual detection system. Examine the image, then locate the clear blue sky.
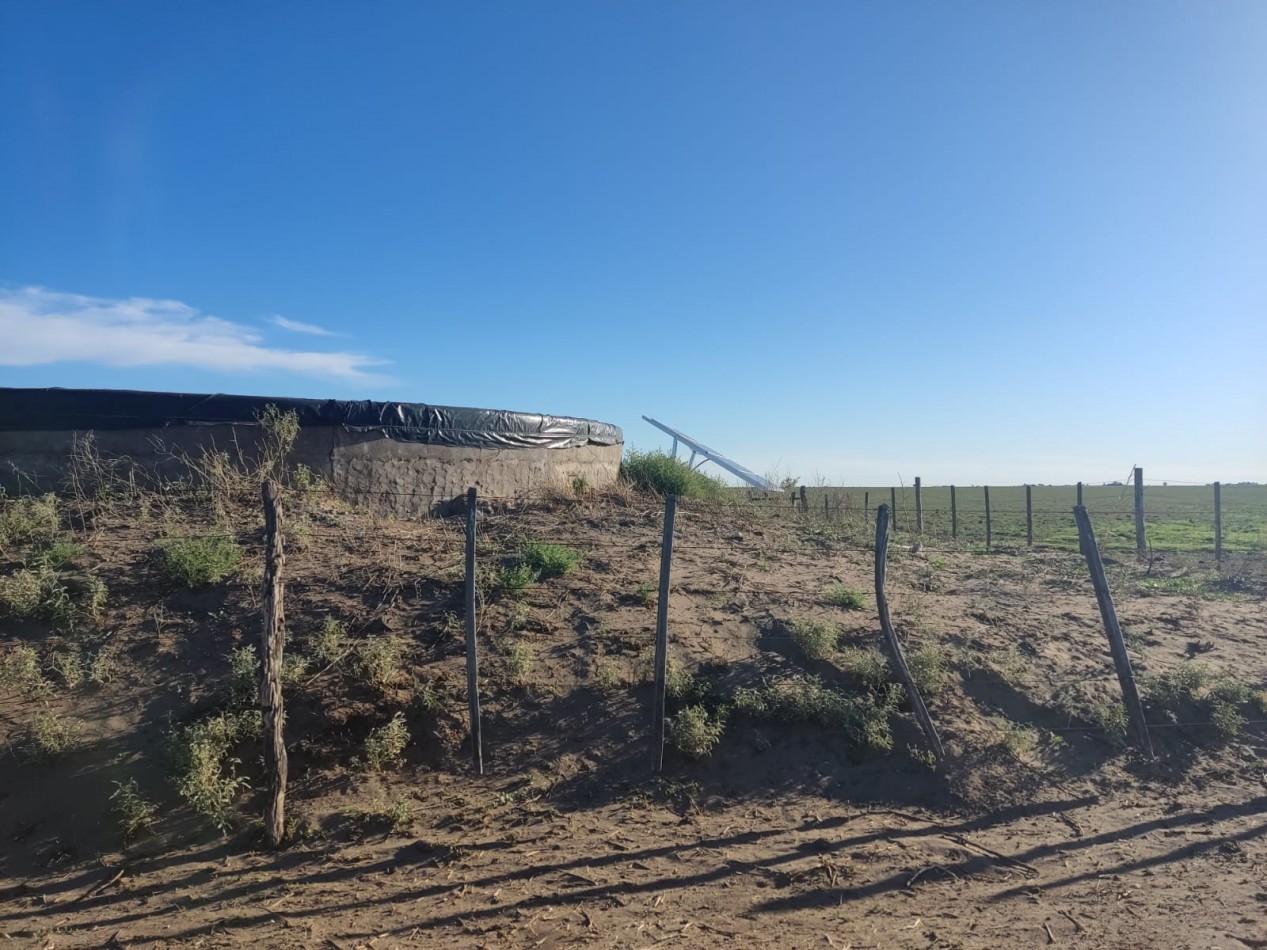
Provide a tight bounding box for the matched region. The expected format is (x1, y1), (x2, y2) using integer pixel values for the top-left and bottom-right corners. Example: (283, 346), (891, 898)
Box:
(2, 2), (1264, 485)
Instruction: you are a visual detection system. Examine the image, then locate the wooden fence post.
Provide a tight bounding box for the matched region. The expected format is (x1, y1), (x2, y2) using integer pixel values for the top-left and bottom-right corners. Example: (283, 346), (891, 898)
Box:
(874, 505), (944, 762)
(1077, 481), (1083, 507)
(799, 485), (809, 514)
(824, 493), (830, 521)
(1074, 506), (1154, 758)
(890, 487), (898, 531)
(1214, 482), (1222, 561)
(464, 487), (484, 774)
(984, 486), (992, 552)
(950, 485), (958, 540)
(1134, 467), (1146, 558)
(260, 480), (288, 847)
(864, 492), (869, 517)
(1025, 484), (1033, 547)
(652, 495), (677, 771)
(914, 477), (923, 535)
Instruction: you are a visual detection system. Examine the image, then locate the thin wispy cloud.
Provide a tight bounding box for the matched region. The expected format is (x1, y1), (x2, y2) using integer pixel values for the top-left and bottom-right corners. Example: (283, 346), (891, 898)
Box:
(0, 286), (391, 384)
(267, 314), (340, 337)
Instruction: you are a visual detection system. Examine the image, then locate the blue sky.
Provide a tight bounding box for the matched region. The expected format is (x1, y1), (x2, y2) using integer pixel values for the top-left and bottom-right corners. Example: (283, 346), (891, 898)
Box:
(2, 1), (1264, 485)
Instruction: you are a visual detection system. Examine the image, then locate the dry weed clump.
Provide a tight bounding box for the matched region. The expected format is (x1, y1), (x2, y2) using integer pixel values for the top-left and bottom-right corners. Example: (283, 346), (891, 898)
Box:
(111, 778), (159, 840)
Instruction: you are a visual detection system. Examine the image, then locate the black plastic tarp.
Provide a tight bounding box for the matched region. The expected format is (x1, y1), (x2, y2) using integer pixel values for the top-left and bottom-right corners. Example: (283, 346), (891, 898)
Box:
(0, 388), (623, 450)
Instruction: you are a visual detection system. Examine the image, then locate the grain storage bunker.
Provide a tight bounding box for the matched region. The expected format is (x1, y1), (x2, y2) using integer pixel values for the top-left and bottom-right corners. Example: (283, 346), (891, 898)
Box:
(0, 388), (623, 514)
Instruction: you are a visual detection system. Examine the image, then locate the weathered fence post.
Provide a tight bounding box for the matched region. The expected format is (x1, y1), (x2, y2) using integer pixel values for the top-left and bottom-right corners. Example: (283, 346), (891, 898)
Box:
(984, 485), (992, 552)
(799, 485), (809, 514)
(890, 487), (898, 531)
(864, 491), (869, 517)
(464, 487), (484, 774)
(652, 495), (677, 771)
(1076, 481), (1084, 507)
(874, 505), (944, 762)
(914, 477), (923, 535)
(1074, 506), (1154, 758)
(824, 493), (830, 521)
(260, 480), (288, 847)
(1025, 484), (1034, 547)
(1214, 482), (1223, 561)
(1134, 467), (1146, 558)
(950, 485), (957, 540)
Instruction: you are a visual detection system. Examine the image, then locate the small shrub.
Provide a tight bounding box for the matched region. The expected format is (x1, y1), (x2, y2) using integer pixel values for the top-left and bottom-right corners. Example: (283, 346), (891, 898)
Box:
(735, 675), (900, 752)
(908, 644), (950, 696)
(666, 658), (696, 699)
(1210, 701), (1244, 743)
(1209, 677), (1249, 707)
(633, 582), (656, 607)
(837, 645), (890, 690)
(345, 794), (417, 830)
(111, 778), (158, 840)
(160, 536), (243, 588)
(496, 562), (537, 593)
(669, 705), (726, 759)
(786, 618), (838, 662)
(0, 566), (98, 623)
(825, 585), (866, 610)
(0, 493), (60, 546)
(29, 537), (84, 570)
(88, 647), (116, 685)
(313, 617), (348, 665)
(227, 645), (258, 706)
(502, 642), (535, 689)
(364, 712), (410, 771)
(415, 681), (451, 717)
(28, 712), (80, 759)
(569, 474), (590, 497)
(51, 648), (86, 688)
(1251, 690), (1267, 715)
(358, 636), (404, 691)
(590, 659), (625, 692)
(522, 542), (582, 579)
(620, 450), (729, 501)
(169, 710), (257, 830)
(257, 404), (301, 480)
(1001, 722), (1038, 759)
(280, 653), (310, 687)
(1142, 662), (1209, 708)
(0, 644), (48, 696)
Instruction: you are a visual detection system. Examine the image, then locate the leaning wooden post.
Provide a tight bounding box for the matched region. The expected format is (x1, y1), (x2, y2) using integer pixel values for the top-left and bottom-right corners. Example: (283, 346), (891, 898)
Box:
(1213, 482), (1222, 561)
(984, 485), (992, 552)
(1025, 484), (1034, 547)
(1134, 467), (1146, 558)
(464, 487), (484, 774)
(874, 505), (943, 762)
(652, 495), (677, 771)
(260, 480), (288, 847)
(1074, 506), (1153, 758)
(950, 485), (958, 540)
(914, 477), (923, 534)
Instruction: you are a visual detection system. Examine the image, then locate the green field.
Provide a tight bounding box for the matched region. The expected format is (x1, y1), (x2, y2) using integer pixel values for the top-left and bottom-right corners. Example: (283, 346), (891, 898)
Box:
(767, 483), (1267, 555)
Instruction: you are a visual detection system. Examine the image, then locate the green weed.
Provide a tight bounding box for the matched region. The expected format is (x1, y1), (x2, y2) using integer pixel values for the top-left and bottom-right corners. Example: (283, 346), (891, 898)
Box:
(0, 493), (61, 546)
(228, 645), (258, 707)
(825, 585), (866, 609)
(168, 709), (258, 831)
(364, 712), (410, 771)
(28, 712), (80, 759)
(669, 705), (726, 759)
(620, 450), (729, 501)
(345, 794), (417, 831)
(908, 643), (950, 696)
(733, 676), (901, 753)
(160, 535), (243, 587)
(110, 778), (158, 840)
(522, 542), (582, 579)
(313, 617), (348, 665)
(837, 645), (891, 690)
(0, 644), (49, 696)
(502, 642), (535, 689)
(357, 636), (404, 691)
(786, 617), (838, 662)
